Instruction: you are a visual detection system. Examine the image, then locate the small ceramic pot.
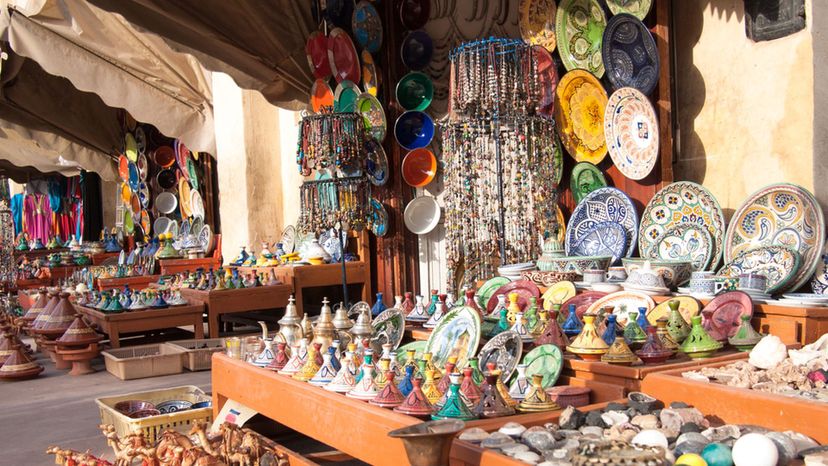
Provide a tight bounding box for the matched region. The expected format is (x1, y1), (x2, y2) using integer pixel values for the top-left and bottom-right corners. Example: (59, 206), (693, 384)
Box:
(689, 278), (723, 295)
(738, 273), (767, 292)
(714, 275), (739, 292)
(582, 269), (605, 284)
(605, 267), (627, 282)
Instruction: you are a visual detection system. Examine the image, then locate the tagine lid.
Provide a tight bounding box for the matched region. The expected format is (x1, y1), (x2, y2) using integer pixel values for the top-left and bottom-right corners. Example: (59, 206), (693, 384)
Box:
(728, 314), (763, 347)
(601, 336), (641, 364)
(566, 315), (610, 354)
(31, 291), (60, 329)
(34, 292), (76, 336)
(0, 345), (44, 379)
(635, 326), (674, 362)
(56, 314), (103, 346)
(393, 378), (435, 417)
(680, 316), (724, 353)
(0, 333), (17, 360)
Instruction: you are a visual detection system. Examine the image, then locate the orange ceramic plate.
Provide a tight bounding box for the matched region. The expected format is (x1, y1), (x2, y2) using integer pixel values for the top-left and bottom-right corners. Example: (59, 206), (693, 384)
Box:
(555, 70), (608, 164)
(130, 192), (141, 213)
(310, 78), (334, 113)
(140, 210), (151, 235)
(118, 154), (130, 181)
(401, 148), (437, 187)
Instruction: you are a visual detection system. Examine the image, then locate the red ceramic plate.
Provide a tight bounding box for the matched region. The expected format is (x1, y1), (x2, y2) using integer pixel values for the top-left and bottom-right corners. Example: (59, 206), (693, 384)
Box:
(154, 146), (175, 168)
(311, 79), (335, 113)
(305, 31), (331, 79)
(703, 291), (753, 337)
(175, 140), (190, 181)
(560, 291), (608, 319)
(118, 154), (130, 181)
(534, 45), (558, 118)
(486, 279), (541, 314)
(327, 27), (360, 84)
(401, 148), (437, 187)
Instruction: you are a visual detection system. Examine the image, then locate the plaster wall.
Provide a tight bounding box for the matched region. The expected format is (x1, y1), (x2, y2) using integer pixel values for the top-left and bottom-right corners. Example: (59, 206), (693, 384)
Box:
(674, 0), (814, 213)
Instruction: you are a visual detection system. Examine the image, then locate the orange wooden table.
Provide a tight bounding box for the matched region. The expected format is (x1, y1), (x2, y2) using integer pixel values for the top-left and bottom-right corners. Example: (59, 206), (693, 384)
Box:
(75, 303), (204, 348)
(97, 275), (161, 291)
(180, 285), (293, 338)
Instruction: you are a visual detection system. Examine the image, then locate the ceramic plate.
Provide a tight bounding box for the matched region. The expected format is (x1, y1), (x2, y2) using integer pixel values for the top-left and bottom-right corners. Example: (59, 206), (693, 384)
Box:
(571, 162), (607, 204)
(522, 344), (564, 389)
(371, 307), (405, 355)
(486, 280), (541, 314)
(602, 14), (660, 96)
(425, 305), (482, 371)
(324, 0), (353, 28)
(477, 330), (524, 382)
(199, 224), (213, 253)
(356, 92), (387, 142)
(369, 198), (389, 237)
(606, 0), (653, 20)
(653, 223), (714, 272)
(153, 146), (176, 168)
(139, 210), (151, 236)
(604, 87), (659, 180)
(560, 291), (607, 319)
(718, 246), (801, 295)
(585, 290), (655, 324)
(394, 110), (434, 150)
(118, 154), (130, 181)
(570, 221), (628, 266)
(541, 281), (577, 310)
(477, 277), (511, 309)
(645, 295), (700, 325)
(175, 140), (190, 178)
(155, 192), (177, 215)
(134, 126), (146, 156)
(402, 148), (437, 187)
(556, 0), (607, 77)
(124, 133), (138, 162)
(190, 190), (205, 220)
(333, 80), (360, 113)
(781, 293), (828, 302)
(520, 0), (558, 52)
(168, 220), (179, 239)
(352, 0), (383, 53)
(400, 0), (430, 30)
(555, 205), (567, 243)
(123, 209), (134, 234)
(154, 216), (171, 235)
(187, 158), (198, 190)
(566, 187), (639, 258)
(138, 182), (150, 209)
(811, 239), (828, 294)
(127, 162), (140, 191)
(136, 152), (148, 181)
(396, 71), (433, 111)
(328, 27), (361, 83)
(361, 50), (380, 96)
(311, 79), (335, 113)
(639, 181), (726, 271)
(365, 139), (389, 186)
(555, 70), (609, 164)
(404, 196), (441, 235)
(534, 46), (558, 118)
(401, 30), (433, 71)
(703, 291), (753, 338)
(724, 183), (825, 293)
(305, 31), (331, 79)
(395, 341), (427, 367)
(178, 179), (192, 218)
(281, 225), (296, 253)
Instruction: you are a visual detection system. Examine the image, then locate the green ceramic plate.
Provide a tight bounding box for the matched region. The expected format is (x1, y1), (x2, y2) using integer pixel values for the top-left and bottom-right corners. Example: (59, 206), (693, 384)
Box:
(571, 162), (607, 204)
(371, 307), (405, 355)
(187, 158), (199, 191)
(476, 277), (511, 309)
(606, 0), (653, 20)
(522, 344), (564, 388)
(395, 341), (427, 367)
(555, 0), (607, 77)
(334, 80), (361, 112)
(425, 305), (482, 371)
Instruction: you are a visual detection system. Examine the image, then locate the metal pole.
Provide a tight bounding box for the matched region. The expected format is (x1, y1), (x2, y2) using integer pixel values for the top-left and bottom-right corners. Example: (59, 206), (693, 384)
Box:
(494, 122), (506, 261)
(338, 225), (349, 307)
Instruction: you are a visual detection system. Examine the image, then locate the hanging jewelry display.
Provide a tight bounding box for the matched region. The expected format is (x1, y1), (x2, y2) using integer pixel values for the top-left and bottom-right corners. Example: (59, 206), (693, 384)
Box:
(0, 200), (15, 292)
(298, 176), (371, 233)
(296, 113), (366, 176)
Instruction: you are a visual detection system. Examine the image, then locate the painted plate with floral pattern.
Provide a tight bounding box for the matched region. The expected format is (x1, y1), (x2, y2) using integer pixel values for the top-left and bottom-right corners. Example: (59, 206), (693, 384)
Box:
(724, 183), (825, 293)
(570, 221), (628, 265)
(542, 280), (577, 310)
(520, 0), (558, 52)
(352, 0), (383, 53)
(602, 14), (659, 96)
(555, 0), (607, 77)
(477, 277), (511, 310)
(585, 290), (655, 324)
(477, 330), (523, 382)
(653, 223), (714, 272)
(645, 295), (700, 326)
(571, 162), (607, 204)
(370, 307), (405, 355)
(361, 50), (380, 96)
(560, 291), (607, 318)
(555, 70), (609, 164)
(425, 305), (482, 371)
(639, 181), (726, 271)
(522, 344), (564, 388)
(718, 245), (801, 295)
(604, 87), (659, 180)
(811, 239), (828, 294)
(606, 0), (653, 20)
(566, 187), (639, 258)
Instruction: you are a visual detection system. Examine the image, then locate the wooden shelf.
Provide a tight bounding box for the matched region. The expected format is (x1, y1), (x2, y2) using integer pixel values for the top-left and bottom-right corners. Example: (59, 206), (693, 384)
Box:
(75, 303), (204, 348)
(180, 285), (293, 338)
(97, 275), (160, 291)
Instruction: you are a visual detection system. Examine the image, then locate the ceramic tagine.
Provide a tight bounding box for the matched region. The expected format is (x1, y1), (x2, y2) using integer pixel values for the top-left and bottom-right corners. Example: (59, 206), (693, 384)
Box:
(0, 344), (44, 380)
(279, 338), (309, 375)
(347, 355), (380, 401)
(510, 312), (534, 343)
(393, 377), (435, 418)
(666, 300), (691, 343)
(561, 304), (583, 337)
(507, 364), (531, 401)
(398, 365), (415, 397)
(467, 358), (484, 386)
(489, 294), (508, 321)
(517, 374), (560, 413)
(566, 315), (610, 361)
(635, 327), (675, 365)
(432, 373), (477, 420)
(623, 311), (648, 349)
(655, 317), (680, 351)
(266, 342), (291, 371)
(464, 289), (484, 320)
(728, 314), (763, 351)
(506, 292), (521, 324)
(370, 372), (405, 408)
(636, 307), (651, 333)
(54, 314), (104, 376)
(601, 314), (619, 345)
(309, 352), (338, 386)
(293, 343), (322, 382)
(533, 310), (569, 352)
(459, 367), (483, 406)
(426, 290), (439, 315)
(324, 349), (358, 393)
(423, 294), (447, 329)
(472, 372), (514, 418)
(400, 292), (416, 315)
(421, 369), (443, 405)
(680, 316), (723, 359)
(406, 295), (430, 323)
(601, 336), (641, 366)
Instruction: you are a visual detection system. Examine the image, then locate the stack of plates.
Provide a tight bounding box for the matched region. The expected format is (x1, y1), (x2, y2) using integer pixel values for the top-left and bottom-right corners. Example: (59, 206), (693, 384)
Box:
(498, 262), (536, 281)
(676, 286), (716, 300)
(776, 293), (828, 307)
(738, 288), (772, 302)
(621, 283), (671, 297)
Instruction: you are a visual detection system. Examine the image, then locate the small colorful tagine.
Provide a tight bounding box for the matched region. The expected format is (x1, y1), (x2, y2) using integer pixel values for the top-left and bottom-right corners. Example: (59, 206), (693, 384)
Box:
(623, 311), (648, 349)
(534, 310), (569, 351)
(347, 358), (380, 401)
(474, 373), (515, 418)
(655, 317), (679, 351)
(370, 372), (405, 408)
(601, 336), (641, 366)
(309, 352), (338, 386)
(460, 367), (483, 406)
(666, 299), (691, 343)
(393, 377), (435, 418)
(635, 326), (675, 365)
(266, 342), (290, 371)
(292, 343), (321, 382)
(324, 350), (357, 393)
(508, 364), (531, 401)
(566, 315), (609, 361)
(561, 304), (583, 337)
(680, 316), (723, 359)
(517, 374), (560, 413)
(432, 373), (477, 421)
(601, 313), (619, 346)
(422, 369), (443, 404)
(728, 314), (763, 351)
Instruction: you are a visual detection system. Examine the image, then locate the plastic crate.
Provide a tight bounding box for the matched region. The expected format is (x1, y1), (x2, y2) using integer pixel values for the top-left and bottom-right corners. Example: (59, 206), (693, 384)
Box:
(164, 338), (225, 371)
(101, 344), (184, 380)
(95, 385), (212, 443)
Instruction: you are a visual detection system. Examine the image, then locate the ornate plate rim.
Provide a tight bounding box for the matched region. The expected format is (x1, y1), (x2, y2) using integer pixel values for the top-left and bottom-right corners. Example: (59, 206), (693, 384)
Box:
(555, 70), (609, 164)
(555, 0), (606, 77)
(601, 13), (659, 95)
(652, 223), (714, 272)
(717, 245), (802, 295)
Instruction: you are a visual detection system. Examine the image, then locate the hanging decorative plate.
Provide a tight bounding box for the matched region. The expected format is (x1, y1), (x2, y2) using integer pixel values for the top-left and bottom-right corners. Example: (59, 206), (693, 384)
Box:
(140, 210), (151, 236)
(153, 146), (176, 168)
(130, 192), (141, 214)
(652, 223), (714, 272)
(717, 245), (801, 295)
(123, 209), (135, 234)
(400, 0), (430, 30)
(425, 305), (482, 371)
(541, 280), (577, 310)
(402, 148), (437, 187)
(555, 204), (567, 243)
(168, 220), (179, 240)
(404, 196), (441, 235)
(555, 70), (609, 164)
(585, 290), (655, 324)
(333, 80), (360, 113)
(178, 179), (192, 218)
(118, 155), (130, 181)
(395, 341), (428, 367)
(179, 219), (191, 242)
(137, 182), (150, 209)
(604, 87), (659, 180)
(571, 162), (607, 204)
(191, 216), (204, 237)
(365, 139), (389, 186)
(175, 140), (190, 176)
(703, 291), (753, 338)
(533, 46), (558, 118)
(127, 162), (140, 191)
(305, 31), (331, 79)
(187, 158), (199, 191)
(560, 291), (608, 318)
(352, 1), (383, 53)
(520, 0), (558, 52)
(394, 110), (434, 150)
(361, 50), (380, 96)
(396, 71), (434, 111)
(477, 277), (511, 310)
(606, 0), (653, 21)
(124, 133), (138, 162)
(645, 295), (700, 325)
(324, 0), (353, 29)
(522, 344), (564, 389)
(811, 239), (828, 294)
(134, 126), (146, 155)
(555, 0), (607, 77)
(190, 190), (205, 220)
(281, 225), (296, 254)
(370, 307), (405, 355)
(602, 14), (660, 96)
(639, 181), (726, 271)
(355, 92), (387, 142)
(570, 221), (628, 266)
(327, 27), (361, 84)
(486, 280), (541, 314)
(477, 331), (524, 383)
(119, 182), (131, 204)
(401, 30), (433, 71)
(154, 216), (171, 236)
(137, 152), (148, 181)
(156, 169), (177, 191)
(369, 198), (389, 237)
(725, 183), (825, 293)
(310, 79), (334, 113)
(566, 187), (639, 258)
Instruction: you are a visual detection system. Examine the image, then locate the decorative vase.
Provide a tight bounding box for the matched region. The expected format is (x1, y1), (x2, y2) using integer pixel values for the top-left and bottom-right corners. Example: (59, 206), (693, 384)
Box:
(728, 314), (763, 351)
(561, 304), (583, 337)
(508, 364), (531, 401)
(407, 295), (430, 323)
(601, 336), (641, 365)
(266, 342), (290, 371)
(655, 317), (680, 351)
(401, 292), (416, 315)
(426, 290), (439, 315)
(387, 419), (465, 466)
(566, 315), (610, 361)
(534, 310), (569, 351)
(635, 326), (675, 365)
(680, 316), (724, 359)
(422, 369), (443, 404)
(372, 292), (387, 317)
(517, 374), (560, 412)
(423, 294), (447, 329)
(623, 311), (648, 349)
(666, 300), (691, 343)
(432, 374), (477, 420)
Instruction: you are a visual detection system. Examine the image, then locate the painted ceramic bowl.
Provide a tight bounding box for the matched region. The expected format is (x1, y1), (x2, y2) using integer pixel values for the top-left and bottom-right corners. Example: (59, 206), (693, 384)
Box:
(114, 400), (156, 416)
(521, 270), (579, 287)
(621, 258), (692, 289)
(394, 110), (434, 150)
(401, 148), (437, 187)
(396, 71), (434, 111)
(537, 256), (612, 275)
(191, 400), (212, 410)
(156, 400), (193, 413)
(128, 408), (162, 419)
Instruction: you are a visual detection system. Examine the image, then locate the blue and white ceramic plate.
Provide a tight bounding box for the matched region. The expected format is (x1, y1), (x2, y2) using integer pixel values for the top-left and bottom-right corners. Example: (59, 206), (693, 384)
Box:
(718, 245), (801, 295)
(352, 1), (383, 53)
(566, 187), (638, 258)
(570, 221), (628, 266)
(653, 223), (713, 272)
(811, 239), (828, 294)
(365, 139), (388, 186)
(369, 198), (389, 237)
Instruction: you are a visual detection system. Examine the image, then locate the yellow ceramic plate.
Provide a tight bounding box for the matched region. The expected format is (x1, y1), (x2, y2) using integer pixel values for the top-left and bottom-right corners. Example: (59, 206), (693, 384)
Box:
(555, 70), (608, 164)
(519, 0), (557, 52)
(646, 296), (700, 326)
(124, 133), (138, 162)
(120, 182), (131, 204)
(542, 280), (576, 310)
(361, 49), (380, 96)
(179, 178), (192, 218)
(556, 205), (566, 244)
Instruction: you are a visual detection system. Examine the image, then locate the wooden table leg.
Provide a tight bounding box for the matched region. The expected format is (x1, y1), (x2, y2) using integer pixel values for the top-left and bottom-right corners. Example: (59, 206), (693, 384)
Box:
(194, 315), (205, 339)
(360, 280), (370, 303)
(208, 312), (220, 339)
(109, 324), (121, 348)
(294, 287), (304, 316)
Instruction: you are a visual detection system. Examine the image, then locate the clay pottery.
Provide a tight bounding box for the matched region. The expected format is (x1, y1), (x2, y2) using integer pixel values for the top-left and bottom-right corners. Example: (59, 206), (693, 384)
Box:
(398, 364), (415, 396)
(436, 362), (456, 394)
(566, 314), (610, 361)
(474, 373), (515, 418)
(55, 314), (103, 376)
(493, 370), (518, 408)
(278, 338), (308, 376)
(635, 327), (675, 364)
(266, 342), (290, 371)
(422, 369), (444, 404)
(374, 357), (392, 388)
(623, 311), (648, 349)
(602, 336), (641, 365)
(33, 292), (76, 338)
(422, 352), (441, 380)
(401, 292), (416, 316)
(561, 304), (583, 337)
(601, 313), (619, 345)
(292, 343), (321, 382)
(507, 364), (531, 401)
(0, 345), (44, 380)
(547, 386), (591, 408)
(666, 299), (691, 343)
(464, 289), (484, 320)
(394, 377), (436, 418)
(679, 316), (723, 359)
(253, 337), (276, 368)
(534, 310), (569, 351)
(423, 294), (447, 329)
(30, 290), (59, 331)
(309, 352), (338, 386)
(20, 288), (48, 326)
(467, 358), (484, 386)
(509, 312), (533, 343)
(324, 350), (358, 393)
(388, 419), (465, 466)
(347, 361), (380, 401)
(0, 334), (18, 365)
(517, 374), (560, 412)
(432, 374), (477, 420)
(370, 371), (405, 408)
(728, 314), (763, 351)
(655, 317), (679, 351)
(702, 308), (728, 343)
(459, 367), (483, 406)
(407, 295), (430, 323)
